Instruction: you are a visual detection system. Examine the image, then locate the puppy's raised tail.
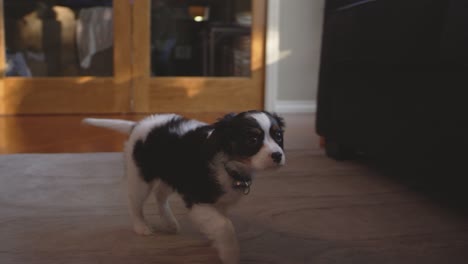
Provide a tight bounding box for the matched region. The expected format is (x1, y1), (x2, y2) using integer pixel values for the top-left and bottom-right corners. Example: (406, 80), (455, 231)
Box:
(82, 118), (136, 134)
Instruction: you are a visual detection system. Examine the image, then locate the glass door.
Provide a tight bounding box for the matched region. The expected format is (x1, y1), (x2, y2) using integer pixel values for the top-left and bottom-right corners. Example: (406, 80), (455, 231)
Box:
(132, 0), (266, 113)
(0, 0), (132, 114)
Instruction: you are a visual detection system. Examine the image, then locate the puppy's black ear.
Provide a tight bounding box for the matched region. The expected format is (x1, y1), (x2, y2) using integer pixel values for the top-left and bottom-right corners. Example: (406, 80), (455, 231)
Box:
(221, 112), (237, 121)
(212, 113), (237, 153)
(214, 112), (237, 130)
(272, 113), (286, 130)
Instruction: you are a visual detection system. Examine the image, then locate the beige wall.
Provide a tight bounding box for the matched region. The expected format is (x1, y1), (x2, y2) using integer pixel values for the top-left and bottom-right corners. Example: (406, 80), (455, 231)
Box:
(276, 0), (324, 102)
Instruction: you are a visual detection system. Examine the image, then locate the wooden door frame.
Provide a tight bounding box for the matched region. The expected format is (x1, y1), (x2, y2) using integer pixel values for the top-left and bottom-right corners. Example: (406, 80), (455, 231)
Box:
(132, 0), (267, 113)
(264, 0), (279, 112)
(0, 0), (133, 115)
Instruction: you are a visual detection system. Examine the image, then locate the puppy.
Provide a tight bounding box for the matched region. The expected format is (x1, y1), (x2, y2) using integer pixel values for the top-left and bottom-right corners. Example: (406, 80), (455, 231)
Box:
(83, 111), (286, 264)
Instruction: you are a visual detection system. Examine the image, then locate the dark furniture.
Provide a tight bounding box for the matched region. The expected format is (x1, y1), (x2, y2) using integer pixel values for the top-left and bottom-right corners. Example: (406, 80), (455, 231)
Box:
(317, 0), (468, 196)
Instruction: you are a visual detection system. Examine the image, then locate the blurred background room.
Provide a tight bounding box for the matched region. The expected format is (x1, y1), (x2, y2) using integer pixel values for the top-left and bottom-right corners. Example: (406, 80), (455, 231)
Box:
(1, 1), (468, 263)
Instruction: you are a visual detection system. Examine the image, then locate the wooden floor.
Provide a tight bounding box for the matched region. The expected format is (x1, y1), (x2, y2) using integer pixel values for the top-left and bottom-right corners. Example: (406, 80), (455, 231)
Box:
(1, 113), (468, 264)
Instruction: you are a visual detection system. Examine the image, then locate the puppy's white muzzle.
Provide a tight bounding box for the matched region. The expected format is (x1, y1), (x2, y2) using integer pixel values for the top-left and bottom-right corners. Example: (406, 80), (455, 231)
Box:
(250, 145), (286, 170)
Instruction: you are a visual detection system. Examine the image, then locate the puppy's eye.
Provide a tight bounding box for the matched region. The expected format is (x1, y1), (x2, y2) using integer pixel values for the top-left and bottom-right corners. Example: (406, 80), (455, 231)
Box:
(274, 131), (283, 141)
(247, 136), (259, 145)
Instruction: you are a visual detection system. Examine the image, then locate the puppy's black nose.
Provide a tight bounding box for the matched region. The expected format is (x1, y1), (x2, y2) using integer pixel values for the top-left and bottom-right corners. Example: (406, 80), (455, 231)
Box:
(271, 152), (283, 164)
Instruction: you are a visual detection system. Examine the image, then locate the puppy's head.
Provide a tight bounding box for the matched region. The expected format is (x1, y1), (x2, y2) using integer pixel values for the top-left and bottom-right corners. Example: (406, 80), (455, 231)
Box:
(213, 111), (286, 170)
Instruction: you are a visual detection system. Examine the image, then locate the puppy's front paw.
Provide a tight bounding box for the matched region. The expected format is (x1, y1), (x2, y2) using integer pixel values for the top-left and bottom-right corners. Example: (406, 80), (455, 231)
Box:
(166, 223), (180, 234)
(163, 221), (180, 234)
(133, 223), (154, 236)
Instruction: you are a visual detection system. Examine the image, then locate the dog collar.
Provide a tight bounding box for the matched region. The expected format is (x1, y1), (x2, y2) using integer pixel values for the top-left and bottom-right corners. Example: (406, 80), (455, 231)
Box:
(233, 179), (252, 195)
(224, 164), (253, 195)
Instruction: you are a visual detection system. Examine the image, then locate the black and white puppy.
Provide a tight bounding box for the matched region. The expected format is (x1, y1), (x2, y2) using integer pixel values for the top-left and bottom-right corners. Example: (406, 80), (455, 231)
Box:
(83, 111), (285, 264)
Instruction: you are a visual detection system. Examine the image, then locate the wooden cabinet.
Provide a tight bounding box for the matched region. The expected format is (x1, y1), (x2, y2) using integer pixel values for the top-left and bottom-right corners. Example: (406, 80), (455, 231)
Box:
(0, 0), (266, 114)
(0, 0), (132, 114)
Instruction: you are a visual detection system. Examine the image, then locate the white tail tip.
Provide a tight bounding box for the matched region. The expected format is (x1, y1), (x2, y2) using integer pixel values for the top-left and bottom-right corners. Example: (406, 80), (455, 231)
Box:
(82, 118), (136, 134)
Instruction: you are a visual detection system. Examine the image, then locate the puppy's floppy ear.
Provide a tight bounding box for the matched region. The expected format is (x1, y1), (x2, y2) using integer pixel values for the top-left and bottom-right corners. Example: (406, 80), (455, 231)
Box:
(214, 112), (237, 130)
(211, 113), (237, 153)
(272, 113), (286, 130)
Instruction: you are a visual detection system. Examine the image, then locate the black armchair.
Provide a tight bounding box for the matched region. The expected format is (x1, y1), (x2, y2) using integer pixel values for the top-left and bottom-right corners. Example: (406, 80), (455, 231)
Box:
(316, 0), (468, 196)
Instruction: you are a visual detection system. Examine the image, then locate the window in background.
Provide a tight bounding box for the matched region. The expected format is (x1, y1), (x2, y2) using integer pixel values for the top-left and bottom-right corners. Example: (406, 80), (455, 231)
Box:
(150, 0), (252, 77)
(4, 0), (114, 77)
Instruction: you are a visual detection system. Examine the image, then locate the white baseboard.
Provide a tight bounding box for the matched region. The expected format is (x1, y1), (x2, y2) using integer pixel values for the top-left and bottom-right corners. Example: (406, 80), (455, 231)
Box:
(275, 100), (317, 113)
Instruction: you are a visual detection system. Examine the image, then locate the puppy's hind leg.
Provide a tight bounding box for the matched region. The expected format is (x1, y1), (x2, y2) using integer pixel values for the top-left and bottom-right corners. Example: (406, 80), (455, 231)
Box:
(155, 182), (180, 234)
(127, 162), (154, 236)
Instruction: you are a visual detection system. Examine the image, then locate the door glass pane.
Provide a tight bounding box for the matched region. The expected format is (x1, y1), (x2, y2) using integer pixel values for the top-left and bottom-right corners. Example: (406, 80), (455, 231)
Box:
(151, 0), (252, 77)
(4, 0), (114, 77)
